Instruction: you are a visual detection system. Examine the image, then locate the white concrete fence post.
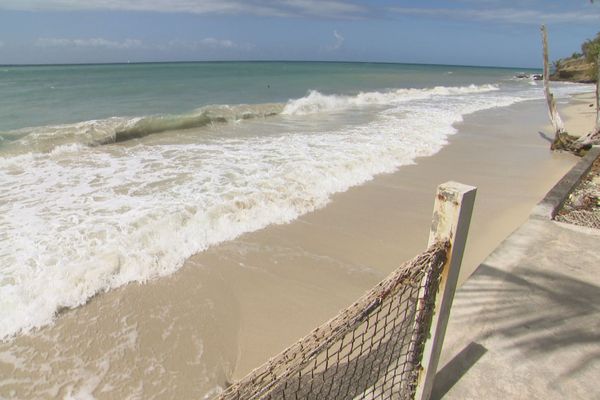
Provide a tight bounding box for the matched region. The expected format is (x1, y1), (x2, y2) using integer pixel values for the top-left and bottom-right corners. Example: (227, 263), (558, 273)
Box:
(414, 181), (477, 400)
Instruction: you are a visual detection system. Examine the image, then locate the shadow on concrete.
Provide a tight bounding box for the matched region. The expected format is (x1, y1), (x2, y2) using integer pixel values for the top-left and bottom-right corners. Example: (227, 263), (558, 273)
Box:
(430, 342), (487, 400)
(453, 263), (600, 379)
(538, 131), (554, 143)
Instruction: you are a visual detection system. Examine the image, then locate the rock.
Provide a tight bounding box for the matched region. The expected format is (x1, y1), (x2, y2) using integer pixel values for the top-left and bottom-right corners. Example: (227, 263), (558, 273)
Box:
(570, 193), (587, 208)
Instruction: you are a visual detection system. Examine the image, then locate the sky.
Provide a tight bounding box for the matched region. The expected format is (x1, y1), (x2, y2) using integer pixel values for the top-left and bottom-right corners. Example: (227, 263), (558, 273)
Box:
(0, 0), (598, 67)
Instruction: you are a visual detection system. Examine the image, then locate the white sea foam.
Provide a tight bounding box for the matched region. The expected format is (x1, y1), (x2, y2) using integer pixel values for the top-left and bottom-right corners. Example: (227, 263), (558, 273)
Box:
(0, 82), (591, 339)
(282, 84), (499, 115)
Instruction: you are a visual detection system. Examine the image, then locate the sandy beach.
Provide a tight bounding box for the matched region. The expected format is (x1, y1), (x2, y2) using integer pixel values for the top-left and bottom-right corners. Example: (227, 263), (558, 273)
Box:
(1, 91), (595, 399)
(563, 92), (597, 136)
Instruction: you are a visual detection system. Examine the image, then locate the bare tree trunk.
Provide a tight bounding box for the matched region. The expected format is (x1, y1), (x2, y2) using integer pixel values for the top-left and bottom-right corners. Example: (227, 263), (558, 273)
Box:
(541, 25), (565, 136)
(541, 25), (590, 154)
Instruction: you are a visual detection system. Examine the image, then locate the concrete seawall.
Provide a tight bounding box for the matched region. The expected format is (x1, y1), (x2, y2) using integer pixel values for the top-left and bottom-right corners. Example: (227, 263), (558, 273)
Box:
(434, 148), (600, 399)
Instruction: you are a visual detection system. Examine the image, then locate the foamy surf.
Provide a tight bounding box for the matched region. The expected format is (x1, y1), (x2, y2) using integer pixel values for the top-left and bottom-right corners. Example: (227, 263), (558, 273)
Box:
(0, 81), (591, 340)
(282, 84), (499, 115)
(0, 103), (284, 156)
(0, 85), (498, 156)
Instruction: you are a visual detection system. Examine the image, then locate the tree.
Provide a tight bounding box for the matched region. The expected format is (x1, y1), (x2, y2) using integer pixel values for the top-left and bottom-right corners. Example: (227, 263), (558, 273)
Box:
(581, 32), (600, 63)
(541, 27), (567, 143)
(542, 25), (599, 155)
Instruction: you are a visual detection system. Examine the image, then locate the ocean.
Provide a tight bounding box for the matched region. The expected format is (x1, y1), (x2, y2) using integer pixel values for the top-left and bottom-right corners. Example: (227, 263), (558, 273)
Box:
(0, 61), (589, 340)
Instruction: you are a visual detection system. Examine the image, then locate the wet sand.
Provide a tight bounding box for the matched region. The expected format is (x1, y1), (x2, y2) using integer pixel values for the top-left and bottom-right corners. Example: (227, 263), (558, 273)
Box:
(0, 93), (593, 399)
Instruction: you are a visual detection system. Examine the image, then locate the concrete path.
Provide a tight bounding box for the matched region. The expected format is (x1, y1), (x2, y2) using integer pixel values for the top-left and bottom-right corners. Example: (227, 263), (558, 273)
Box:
(432, 216), (600, 399)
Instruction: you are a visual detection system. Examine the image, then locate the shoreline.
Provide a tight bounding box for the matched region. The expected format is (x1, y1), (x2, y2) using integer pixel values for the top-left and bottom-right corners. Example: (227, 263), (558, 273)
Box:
(216, 96), (580, 377)
(0, 91), (593, 399)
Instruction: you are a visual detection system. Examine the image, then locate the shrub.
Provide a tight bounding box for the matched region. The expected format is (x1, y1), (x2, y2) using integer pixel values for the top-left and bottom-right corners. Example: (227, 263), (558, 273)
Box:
(581, 32), (600, 63)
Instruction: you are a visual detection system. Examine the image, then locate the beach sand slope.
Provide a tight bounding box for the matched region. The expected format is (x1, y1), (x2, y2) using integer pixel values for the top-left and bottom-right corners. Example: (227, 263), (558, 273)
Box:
(0, 94), (593, 399)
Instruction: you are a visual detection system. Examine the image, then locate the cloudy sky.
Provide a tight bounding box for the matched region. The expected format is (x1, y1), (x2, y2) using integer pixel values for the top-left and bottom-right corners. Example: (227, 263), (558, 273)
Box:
(0, 0), (598, 67)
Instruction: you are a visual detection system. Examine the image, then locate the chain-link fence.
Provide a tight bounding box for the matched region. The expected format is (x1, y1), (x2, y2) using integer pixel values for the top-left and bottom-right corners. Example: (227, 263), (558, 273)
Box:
(214, 241), (449, 400)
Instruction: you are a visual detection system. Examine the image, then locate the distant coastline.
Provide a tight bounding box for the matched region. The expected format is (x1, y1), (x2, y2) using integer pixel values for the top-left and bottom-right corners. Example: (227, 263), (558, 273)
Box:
(551, 56), (596, 83)
(550, 31), (599, 84)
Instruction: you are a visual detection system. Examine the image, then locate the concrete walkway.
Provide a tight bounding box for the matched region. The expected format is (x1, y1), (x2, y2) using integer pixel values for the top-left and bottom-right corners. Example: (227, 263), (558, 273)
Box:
(432, 210), (600, 398)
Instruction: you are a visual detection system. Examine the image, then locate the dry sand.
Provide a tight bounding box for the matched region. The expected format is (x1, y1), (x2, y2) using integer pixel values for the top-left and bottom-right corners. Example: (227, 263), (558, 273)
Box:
(0, 91), (595, 399)
(563, 92), (596, 135)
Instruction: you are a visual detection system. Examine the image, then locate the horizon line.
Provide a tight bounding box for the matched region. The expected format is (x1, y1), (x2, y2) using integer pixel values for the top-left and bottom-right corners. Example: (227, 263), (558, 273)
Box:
(0, 59), (541, 70)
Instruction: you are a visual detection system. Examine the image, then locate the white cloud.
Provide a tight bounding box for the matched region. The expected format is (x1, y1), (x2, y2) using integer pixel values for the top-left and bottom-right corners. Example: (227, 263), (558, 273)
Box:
(164, 38), (249, 51)
(280, 0), (365, 18)
(35, 37), (251, 52)
(36, 37), (143, 49)
(332, 30), (344, 50)
(0, 0), (365, 19)
(199, 38), (236, 48)
(389, 7), (600, 24)
(322, 30), (344, 52)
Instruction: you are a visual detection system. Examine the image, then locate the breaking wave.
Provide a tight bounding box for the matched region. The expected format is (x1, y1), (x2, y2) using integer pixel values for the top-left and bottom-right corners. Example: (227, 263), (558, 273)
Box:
(0, 103), (283, 155)
(0, 84), (499, 156)
(0, 81), (590, 340)
(282, 84), (499, 115)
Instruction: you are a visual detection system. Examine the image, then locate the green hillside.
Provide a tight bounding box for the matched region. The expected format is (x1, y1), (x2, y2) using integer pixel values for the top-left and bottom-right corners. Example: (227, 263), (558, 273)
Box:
(551, 32), (599, 83)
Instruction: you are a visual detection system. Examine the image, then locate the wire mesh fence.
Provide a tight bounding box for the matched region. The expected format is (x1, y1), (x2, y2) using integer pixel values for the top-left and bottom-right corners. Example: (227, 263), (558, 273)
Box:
(214, 240), (449, 400)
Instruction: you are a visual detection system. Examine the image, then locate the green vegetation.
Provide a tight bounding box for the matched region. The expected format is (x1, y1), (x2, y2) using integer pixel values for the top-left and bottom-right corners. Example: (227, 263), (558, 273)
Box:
(581, 32), (600, 63)
(551, 31), (599, 83)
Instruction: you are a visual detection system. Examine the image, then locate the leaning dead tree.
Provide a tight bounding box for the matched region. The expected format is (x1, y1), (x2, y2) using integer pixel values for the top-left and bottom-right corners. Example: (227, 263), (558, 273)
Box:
(541, 25), (578, 153)
(541, 25), (565, 139)
(542, 25), (600, 155)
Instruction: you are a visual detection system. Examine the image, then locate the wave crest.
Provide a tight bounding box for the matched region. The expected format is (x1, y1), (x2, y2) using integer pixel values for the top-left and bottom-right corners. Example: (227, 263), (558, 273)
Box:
(0, 103), (283, 155)
(281, 84), (499, 115)
(0, 84), (500, 157)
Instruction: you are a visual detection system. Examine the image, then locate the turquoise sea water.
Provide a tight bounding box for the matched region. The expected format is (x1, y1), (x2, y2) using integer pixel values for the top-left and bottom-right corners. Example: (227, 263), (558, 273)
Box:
(0, 61), (589, 339)
(1, 61), (536, 132)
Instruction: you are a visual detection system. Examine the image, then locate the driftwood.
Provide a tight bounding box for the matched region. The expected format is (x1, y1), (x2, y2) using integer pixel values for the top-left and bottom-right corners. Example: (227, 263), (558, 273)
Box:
(542, 25), (599, 156)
